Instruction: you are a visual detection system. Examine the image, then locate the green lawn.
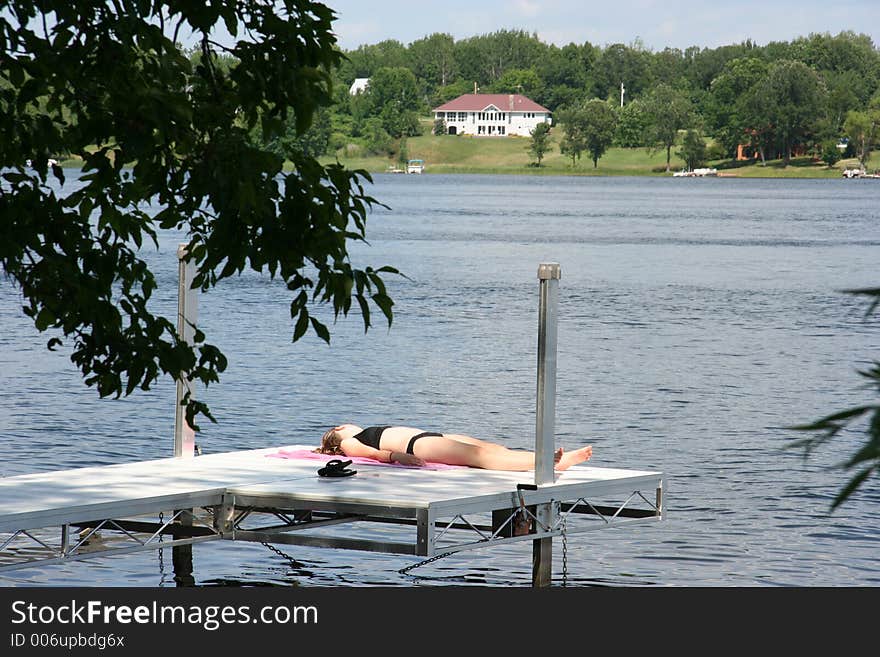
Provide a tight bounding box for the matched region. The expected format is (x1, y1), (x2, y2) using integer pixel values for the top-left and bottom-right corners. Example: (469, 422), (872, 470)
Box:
(326, 126), (879, 179)
(324, 131), (684, 176)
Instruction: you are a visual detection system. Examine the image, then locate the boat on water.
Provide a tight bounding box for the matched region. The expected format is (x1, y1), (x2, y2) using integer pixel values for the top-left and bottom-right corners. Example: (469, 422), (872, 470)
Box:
(842, 167), (880, 179)
(673, 167), (718, 177)
(406, 159), (425, 174)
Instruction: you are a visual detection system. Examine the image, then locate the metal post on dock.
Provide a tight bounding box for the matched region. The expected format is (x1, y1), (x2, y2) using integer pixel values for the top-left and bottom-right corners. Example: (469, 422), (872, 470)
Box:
(173, 244), (198, 458)
(533, 262), (560, 587)
(173, 245), (199, 585)
(535, 263), (560, 484)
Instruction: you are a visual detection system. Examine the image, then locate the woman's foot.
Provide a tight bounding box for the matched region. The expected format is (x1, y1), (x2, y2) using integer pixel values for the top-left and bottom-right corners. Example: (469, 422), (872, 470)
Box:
(555, 445), (593, 471)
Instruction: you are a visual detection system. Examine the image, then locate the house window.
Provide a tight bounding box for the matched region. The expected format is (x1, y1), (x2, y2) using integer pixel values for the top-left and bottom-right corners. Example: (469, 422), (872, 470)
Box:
(477, 125), (485, 134)
(458, 112), (467, 121)
(499, 125), (505, 135)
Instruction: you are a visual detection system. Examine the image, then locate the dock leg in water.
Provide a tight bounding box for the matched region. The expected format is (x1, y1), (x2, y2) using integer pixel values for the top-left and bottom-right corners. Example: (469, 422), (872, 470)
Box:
(172, 509), (195, 586)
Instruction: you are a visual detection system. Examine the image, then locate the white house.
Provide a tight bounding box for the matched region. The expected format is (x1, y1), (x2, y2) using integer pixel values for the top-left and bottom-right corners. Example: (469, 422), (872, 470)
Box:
(349, 77), (370, 95)
(433, 93), (551, 137)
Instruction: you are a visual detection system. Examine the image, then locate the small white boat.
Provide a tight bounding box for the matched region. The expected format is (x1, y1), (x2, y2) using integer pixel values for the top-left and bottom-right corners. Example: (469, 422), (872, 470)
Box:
(406, 159), (425, 174)
(673, 167), (718, 177)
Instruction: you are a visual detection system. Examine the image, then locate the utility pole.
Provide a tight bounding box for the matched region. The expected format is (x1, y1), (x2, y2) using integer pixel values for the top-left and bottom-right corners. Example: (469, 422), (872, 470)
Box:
(620, 81), (625, 108)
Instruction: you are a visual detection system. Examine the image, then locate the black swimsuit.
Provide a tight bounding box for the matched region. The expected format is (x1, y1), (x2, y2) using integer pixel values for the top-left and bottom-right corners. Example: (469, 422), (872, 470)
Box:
(352, 426), (389, 450)
(405, 431), (443, 455)
(352, 426), (443, 454)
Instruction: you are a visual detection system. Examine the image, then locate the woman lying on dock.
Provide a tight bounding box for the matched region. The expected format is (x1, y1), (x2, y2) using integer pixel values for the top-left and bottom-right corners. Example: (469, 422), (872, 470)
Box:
(314, 424), (593, 471)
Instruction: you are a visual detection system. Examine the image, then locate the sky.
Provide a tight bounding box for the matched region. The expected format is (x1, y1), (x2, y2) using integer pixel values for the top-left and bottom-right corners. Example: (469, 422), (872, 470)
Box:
(322, 0), (879, 52)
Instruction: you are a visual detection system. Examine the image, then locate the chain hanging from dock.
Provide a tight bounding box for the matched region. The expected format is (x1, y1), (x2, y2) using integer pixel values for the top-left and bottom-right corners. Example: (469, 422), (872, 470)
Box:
(261, 540), (303, 568)
(157, 512), (166, 585)
(561, 515), (568, 586)
(397, 550), (457, 578)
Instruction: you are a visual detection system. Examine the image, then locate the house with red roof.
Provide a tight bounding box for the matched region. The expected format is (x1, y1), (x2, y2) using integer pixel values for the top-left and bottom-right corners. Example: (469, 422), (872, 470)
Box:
(433, 94), (551, 137)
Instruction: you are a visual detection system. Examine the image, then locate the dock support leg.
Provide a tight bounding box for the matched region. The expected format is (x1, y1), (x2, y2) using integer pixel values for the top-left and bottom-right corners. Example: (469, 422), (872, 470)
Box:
(172, 508), (195, 586)
(533, 263), (560, 587)
(416, 509), (432, 556)
(213, 495), (236, 535)
(532, 504), (553, 588)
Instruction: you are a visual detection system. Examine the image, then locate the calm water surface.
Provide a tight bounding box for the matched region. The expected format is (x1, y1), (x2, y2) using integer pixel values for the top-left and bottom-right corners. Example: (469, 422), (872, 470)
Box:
(2, 173), (879, 586)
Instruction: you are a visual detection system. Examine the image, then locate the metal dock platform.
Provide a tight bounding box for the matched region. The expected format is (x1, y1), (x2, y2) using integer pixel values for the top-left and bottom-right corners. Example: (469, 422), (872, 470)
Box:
(0, 446), (663, 574)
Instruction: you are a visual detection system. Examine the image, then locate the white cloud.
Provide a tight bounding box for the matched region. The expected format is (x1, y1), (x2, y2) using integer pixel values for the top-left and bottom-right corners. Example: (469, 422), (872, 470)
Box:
(514, 0), (543, 17)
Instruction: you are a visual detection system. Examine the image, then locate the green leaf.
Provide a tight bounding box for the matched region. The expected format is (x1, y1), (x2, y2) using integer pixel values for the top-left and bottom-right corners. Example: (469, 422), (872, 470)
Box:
(34, 308), (55, 331)
(831, 468), (873, 510)
(372, 293), (394, 326)
(310, 316), (330, 343)
(293, 309), (309, 342)
(355, 294), (371, 331)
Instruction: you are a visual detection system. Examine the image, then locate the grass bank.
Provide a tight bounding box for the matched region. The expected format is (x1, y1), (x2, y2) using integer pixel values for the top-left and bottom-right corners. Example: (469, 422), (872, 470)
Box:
(326, 128), (879, 179)
(54, 128), (878, 179)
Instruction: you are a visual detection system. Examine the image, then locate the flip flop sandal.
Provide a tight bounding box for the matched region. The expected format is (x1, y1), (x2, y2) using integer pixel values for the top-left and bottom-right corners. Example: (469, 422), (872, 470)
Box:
(317, 459), (357, 478)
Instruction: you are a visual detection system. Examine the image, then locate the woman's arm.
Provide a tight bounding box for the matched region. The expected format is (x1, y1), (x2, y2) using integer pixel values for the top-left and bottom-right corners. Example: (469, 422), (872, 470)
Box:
(390, 452), (425, 466)
(339, 438), (425, 466)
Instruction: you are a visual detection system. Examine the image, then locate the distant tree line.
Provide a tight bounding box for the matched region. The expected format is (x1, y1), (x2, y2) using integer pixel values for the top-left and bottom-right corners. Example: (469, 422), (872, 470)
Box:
(318, 29), (880, 168)
(12, 27), (878, 167)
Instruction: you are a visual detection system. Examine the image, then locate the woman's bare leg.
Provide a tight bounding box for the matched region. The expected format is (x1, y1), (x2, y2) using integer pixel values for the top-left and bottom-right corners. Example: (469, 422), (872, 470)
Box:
(445, 434), (592, 470)
(556, 446), (593, 471)
(414, 437), (532, 470)
(415, 436), (591, 471)
(443, 434), (509, 450)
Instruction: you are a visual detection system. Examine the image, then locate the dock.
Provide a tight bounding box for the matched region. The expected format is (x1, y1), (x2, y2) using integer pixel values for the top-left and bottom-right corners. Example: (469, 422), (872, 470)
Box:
(1, 260), (664, 584)
(0, 446), (662, 574)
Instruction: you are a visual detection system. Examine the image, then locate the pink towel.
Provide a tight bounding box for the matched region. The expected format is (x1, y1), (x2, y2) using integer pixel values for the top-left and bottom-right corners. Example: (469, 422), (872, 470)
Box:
(266, 448), (464, 470)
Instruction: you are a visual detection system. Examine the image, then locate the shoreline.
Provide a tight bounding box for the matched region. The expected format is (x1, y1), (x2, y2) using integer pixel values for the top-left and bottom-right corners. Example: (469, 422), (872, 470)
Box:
(322, 129), (878, 180)
(333, 164), (875, 180)
(51, 153), (876, 181)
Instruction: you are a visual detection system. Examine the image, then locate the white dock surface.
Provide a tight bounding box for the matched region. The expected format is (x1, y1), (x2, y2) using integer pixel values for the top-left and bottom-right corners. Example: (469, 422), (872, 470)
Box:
(1, 446), (662, 534)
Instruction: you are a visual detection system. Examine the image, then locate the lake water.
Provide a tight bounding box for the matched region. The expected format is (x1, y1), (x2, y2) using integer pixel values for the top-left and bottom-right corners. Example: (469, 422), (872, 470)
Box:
(2, 172), (879, 586)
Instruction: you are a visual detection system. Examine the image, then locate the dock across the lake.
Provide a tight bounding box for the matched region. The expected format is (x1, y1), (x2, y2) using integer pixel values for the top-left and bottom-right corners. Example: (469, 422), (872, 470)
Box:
(0, 445), (663, 574)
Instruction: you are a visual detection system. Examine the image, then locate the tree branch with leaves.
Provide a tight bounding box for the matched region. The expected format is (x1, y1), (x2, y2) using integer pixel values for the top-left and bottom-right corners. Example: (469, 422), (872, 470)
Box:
(0, 0), (399, 431)
(789, 288), (880, 510)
